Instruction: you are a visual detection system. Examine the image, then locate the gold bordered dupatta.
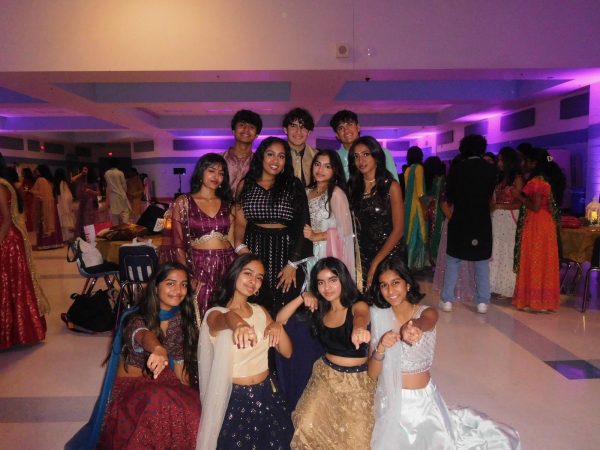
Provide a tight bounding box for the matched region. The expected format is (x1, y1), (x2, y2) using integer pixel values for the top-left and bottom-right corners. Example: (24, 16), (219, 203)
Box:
(0, 178), (50, 315)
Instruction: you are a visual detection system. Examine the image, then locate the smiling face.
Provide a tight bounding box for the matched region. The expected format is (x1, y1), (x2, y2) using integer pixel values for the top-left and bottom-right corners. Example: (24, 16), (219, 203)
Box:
(262, 141), (287, 177)
(352, 143), (377, 176)
(378, 269), (410, 307)
(284, 120), (310, 149)
(202, 163), (225, 190)
(312, 154), (334, 184)
(233, 121), (258, 145)
(157, 269), (189, 310)
(316, 268), (342, 303)
(235, 259), (265, 298)
(335, 120), (360, 148)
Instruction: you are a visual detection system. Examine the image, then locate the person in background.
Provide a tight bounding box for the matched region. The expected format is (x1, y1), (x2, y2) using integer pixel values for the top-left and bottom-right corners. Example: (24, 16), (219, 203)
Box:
(348, 136), (404, 293)
(512, 148), (565, 312)
(329, 109), (399, 182)
(198, 254), (293, 450)
(74, 166), (100, 239)
(483, 151), (498, 166)
(439, 135), (497, 314)
(223, 109), (263, 194)
(54, 168), (76, 242)
(104, 159), (131, 225)
(0, 162), (49, 350)
(283, 107), (317, 187)
(490, 147), (523, 299)
(125, 167), (144, 223)
(20, 167), (37, 232)
(140, 173), (153, 213)
(369, 258), (521, 449)
(403, 146), (429, 271)
(423, 156), (446, 264)
(30, 165), (63, 250)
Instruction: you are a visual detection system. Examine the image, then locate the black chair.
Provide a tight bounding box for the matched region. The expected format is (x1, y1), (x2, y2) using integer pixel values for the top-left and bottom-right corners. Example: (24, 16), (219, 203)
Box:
(560, 258), (582, 294)
(581, 237), (600, 312)
(114, 244), (159, 324)
(67, 238), (119, 295)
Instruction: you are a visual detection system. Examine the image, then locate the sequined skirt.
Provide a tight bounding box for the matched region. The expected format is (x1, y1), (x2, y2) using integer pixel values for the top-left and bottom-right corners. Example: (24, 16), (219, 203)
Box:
(372, 380), (521, 450)
(217, 375), (293, 450)
(245, 222), (305, 313)
(191, 247), (236, 318)
(291, 357), (376, 450)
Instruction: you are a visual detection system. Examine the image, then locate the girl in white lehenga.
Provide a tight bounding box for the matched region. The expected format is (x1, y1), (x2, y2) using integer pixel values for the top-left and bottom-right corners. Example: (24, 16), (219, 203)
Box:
(303, 149), (355, 280)
(368, 258), (521, 449)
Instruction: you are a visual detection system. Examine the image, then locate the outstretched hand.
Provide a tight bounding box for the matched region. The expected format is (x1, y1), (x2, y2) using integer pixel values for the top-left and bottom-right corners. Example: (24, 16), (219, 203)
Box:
(351, 327), (371, 350)
(401, 320), (422, 345)
(147, 346), (169, 379)
(232, 322), (258, 349)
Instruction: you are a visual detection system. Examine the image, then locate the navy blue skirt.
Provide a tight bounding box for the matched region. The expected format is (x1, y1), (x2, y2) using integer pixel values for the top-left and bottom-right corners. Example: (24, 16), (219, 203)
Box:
(217, 375), (293, 450)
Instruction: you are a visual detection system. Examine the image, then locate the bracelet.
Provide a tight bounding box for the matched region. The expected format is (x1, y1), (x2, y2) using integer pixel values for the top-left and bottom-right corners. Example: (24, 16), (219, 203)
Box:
(371, 351), (385, 362)
(287, 260), (298, 269)
(375, 348), (385, 355)
(234, 243), (248, 254)
(300, 292), (305, 301)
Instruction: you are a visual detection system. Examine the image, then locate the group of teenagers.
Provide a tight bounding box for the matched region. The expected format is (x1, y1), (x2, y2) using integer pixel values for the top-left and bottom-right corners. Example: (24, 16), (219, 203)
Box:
(66, 108), (521, 449)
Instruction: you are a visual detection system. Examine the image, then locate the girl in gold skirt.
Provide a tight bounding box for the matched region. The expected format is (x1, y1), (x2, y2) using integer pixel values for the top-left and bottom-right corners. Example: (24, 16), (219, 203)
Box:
(277, 256), (375, 450)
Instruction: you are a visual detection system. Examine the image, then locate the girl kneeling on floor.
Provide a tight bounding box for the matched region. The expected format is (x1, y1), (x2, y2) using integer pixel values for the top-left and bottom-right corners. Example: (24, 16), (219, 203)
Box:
(197, 253), (294, 450)
(283, 256), (375, 450)
(369, 257), (521, 449)
(66, 261), (200, 450)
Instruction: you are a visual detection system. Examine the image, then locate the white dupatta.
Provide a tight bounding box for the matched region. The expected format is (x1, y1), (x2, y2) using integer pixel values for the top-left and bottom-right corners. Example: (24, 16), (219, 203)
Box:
(370, 306), (404, 450)
(196, 306), (233, 450)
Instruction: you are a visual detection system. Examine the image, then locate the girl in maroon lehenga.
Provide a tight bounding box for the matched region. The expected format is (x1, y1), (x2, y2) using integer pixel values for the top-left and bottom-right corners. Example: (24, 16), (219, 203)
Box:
(0, 171), (49, 350)
(96, 262), (200, 450)
(163, 153), (236, 324)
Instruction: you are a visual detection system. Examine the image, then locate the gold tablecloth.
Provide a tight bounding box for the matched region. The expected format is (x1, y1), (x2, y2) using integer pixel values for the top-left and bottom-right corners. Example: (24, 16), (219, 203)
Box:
(561, 227), (600, 263)
(96, 235), (163, 264)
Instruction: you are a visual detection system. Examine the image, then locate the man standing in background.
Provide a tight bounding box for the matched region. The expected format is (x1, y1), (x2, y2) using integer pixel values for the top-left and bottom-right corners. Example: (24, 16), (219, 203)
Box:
(283, 107), (316, 187)
(223, 109), (262, 194)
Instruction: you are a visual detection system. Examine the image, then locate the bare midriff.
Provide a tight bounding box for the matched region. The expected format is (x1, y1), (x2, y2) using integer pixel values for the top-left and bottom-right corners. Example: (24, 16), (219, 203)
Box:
(325, 353), (368, 367)
(232, 369), (270, 385)
(191, 237), (232, 250)
(255, 223), (286, 229)
(402, 370), (431, 389)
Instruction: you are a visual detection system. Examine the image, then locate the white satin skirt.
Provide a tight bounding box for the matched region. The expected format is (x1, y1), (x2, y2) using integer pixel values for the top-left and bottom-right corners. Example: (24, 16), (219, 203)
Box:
(373, 381), (521, 450)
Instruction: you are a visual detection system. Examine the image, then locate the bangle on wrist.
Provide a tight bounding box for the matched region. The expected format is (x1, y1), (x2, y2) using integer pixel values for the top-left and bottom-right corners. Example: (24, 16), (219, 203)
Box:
(375, 347), (385, 355)
(372, 351), (385, 362)
(234, 243), (248, 254)
(287, 260), (298, 269)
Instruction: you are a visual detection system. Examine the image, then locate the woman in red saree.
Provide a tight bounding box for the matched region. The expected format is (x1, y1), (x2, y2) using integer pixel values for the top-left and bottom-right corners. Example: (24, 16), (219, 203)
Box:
(0, 166), (49, 349)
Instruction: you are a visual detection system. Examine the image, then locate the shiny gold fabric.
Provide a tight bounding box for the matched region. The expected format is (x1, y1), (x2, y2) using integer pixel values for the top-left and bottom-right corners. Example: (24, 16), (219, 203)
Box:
(291, 358), (376, 450)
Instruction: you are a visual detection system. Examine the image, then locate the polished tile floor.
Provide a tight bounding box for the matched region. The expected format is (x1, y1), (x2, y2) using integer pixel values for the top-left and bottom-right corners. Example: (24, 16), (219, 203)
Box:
(1, 247), (599, 449)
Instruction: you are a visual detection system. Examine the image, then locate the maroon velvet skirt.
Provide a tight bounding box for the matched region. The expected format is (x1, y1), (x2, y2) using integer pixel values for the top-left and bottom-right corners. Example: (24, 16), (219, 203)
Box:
(98, 369), (201, 450)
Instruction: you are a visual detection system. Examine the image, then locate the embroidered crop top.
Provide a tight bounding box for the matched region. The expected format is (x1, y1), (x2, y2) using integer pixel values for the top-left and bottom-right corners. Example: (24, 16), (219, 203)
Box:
(230, 303), (270, 378)
(400, 305), (436, 374)
(123, 313), (184, 369)
(319, 307), (369, 358)
(188, 195), (231, 242)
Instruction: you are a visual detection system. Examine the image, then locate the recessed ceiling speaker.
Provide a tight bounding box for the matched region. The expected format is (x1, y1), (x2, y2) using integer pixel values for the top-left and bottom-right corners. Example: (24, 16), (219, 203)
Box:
(336, 43), (350, 58)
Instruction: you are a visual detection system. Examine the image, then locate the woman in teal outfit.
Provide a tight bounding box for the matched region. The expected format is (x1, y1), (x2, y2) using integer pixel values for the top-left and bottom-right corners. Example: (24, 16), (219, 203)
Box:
(403, 146), (428, 271)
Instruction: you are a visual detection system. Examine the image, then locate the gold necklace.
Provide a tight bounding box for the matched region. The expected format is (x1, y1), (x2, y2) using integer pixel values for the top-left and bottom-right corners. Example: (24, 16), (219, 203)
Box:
(365, 178), (376, 183)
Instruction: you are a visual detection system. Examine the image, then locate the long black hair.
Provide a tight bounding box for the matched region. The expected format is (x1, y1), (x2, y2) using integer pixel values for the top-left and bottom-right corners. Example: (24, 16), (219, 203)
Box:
(348, 136), (395, 210)
(53, 168), (70, 197)
(0, 164), (24, 213)
(309, 257), (360, 336)
(123, 262), (198, 382)
(423, 156), (446, 192)
(36, 164), (53, 182)
(307, 149), (348, 218)
(189, 153), (233, 205)
(497, 146), (521, 187)
(525, 148), (566, 205)
(211, 253), (265, 307)
(370, 257), (424, 308)
(238, 137), (300, 204)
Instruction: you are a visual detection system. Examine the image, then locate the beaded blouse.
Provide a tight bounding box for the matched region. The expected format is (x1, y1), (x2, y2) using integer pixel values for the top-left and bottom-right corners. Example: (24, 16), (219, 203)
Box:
(399, 305), (435, 374)
(241, 182), (296, 225)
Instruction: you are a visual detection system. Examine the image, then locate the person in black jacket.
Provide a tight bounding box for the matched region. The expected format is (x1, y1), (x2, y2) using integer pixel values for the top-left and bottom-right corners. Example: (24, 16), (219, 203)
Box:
(439, 135), (497, 314)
